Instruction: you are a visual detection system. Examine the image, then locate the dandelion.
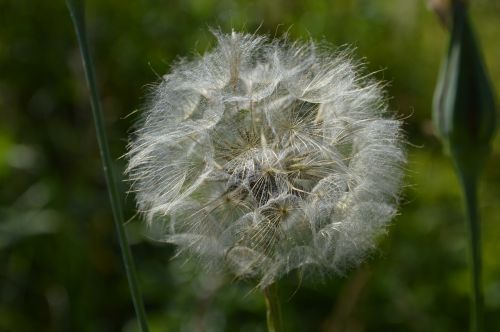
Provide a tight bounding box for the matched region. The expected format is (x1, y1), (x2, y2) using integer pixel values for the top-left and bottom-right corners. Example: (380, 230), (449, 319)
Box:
(126, 31), (406, 290)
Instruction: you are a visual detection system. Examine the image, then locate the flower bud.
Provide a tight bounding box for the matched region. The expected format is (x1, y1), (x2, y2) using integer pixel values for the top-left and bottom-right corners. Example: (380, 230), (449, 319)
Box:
(433, 1), (497, 176)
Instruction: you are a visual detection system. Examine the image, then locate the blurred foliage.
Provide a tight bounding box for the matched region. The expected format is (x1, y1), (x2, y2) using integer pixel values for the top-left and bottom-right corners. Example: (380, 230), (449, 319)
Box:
(0, 0), (499, 331)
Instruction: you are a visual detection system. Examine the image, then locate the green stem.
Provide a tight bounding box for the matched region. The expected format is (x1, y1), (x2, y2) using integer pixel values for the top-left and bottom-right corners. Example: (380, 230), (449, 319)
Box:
(454, 161), (484, 332)
(65, 1), (149, 331)
(263, 283), (283, 332)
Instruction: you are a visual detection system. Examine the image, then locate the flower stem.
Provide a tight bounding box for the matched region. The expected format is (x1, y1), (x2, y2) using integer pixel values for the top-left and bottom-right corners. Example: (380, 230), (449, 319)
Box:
(454, 159), (484, 332)
(263, 283), (283, 332)
(65, 1), (149, 331)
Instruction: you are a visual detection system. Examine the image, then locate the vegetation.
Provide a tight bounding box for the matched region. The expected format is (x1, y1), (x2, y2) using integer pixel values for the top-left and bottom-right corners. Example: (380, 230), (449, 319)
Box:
(0, 0), (499, 331)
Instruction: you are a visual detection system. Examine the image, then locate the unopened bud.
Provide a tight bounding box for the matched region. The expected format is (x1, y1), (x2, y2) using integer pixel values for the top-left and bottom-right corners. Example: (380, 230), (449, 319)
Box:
(433, 1), (496, 176)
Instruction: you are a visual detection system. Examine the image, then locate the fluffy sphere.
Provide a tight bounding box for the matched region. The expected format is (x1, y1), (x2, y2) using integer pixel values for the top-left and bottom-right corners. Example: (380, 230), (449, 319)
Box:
(127, 31), (405, 287)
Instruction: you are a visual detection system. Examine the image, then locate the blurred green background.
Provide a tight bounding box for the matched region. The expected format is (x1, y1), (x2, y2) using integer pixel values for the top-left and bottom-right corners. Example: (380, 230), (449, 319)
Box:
(0, 0), (499, 331)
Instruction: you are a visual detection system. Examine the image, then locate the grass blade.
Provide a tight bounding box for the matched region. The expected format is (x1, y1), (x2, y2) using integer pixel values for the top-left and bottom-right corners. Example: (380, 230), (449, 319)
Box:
(65, 1), (149, 330)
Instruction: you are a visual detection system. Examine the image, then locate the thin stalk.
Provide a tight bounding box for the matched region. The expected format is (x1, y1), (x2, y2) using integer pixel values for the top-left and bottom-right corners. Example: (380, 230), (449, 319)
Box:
(65, 1), (149, 331)
(263, 283), (283, 332)
(454, 158), (484, 332)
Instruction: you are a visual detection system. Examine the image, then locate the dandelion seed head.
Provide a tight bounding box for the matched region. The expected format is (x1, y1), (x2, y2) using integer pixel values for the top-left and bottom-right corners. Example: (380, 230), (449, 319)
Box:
(126, 31), (406, 287)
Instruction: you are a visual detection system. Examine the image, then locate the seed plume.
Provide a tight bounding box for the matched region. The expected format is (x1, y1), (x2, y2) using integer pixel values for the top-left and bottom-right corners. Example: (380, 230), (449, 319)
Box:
(126, 31), (406, 287)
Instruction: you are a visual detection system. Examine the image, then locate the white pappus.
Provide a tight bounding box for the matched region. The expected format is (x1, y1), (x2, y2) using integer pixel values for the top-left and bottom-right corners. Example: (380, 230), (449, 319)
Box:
(126, 31), (406, 288)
